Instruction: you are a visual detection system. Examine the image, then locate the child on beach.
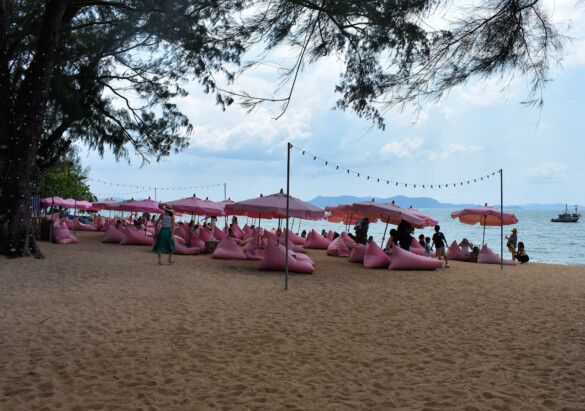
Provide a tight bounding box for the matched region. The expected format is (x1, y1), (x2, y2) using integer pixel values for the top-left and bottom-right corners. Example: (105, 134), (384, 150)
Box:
(515, 242), (529, 263)
(432, 225), (449, 268)
(458, 238), (473, 257)
(424, 237), (432, 257)
(418, 234), (425, 248)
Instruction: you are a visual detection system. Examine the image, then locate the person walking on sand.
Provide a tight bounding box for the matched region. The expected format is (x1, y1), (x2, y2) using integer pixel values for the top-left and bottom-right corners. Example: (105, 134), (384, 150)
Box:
(432, 225), (449, 268)
(153, 204), (175, 265)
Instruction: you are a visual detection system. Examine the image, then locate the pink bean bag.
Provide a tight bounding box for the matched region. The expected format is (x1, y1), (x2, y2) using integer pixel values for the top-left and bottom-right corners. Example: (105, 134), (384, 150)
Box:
(213, 227), (226, 240)
(409, 239), (425, 256)
(119, 226), (154, 246)
(173, 235), (200, 255)
(74, 219), (97, 231)
(101, 225), (125, 243)
(326, 230), (335, 241)
(198, 228), (216, 242)
(182, 230), (205, 250)
(64, 218), (74, 229)
(363, 241), (391, 269)
(446, 241), (470, 261)
(388, 245), (443, 270)
(348, 243), (366, 263)
(244, 242), (266, 260)
(53, 220), (79, 244)
(283, 229), (306, 245)
(303, 229), (331, 249)
(242, 225), (254, 240)
(212, 237), (247, 260)
(232, 223), (245, 239)
(477, 245), (516, 265)
(340, 232), (356, 249)
(327, 236), (351, 257)
(258, 242), (314, 274)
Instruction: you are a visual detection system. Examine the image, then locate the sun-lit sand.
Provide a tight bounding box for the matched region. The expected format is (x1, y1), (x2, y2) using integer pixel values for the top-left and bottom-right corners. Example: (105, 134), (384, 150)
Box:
(1, 231), (585, 409)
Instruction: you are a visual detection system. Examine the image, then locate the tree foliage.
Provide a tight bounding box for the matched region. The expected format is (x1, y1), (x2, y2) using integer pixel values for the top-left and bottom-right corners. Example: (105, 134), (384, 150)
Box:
(38, 147), (95, 202)
(227, 0), (565, 128)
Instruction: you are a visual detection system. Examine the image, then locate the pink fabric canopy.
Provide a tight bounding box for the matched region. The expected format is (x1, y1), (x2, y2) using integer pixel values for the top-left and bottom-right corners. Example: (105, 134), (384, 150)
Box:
(451, 205), (518, 226)
(107, 198), (163, 214)
(92, 198), (119, 210)
(404, 207), (438, 227)
(351, 201), (425, 228)
(229, 191), (325, 220)
(163, 195), (225, 216)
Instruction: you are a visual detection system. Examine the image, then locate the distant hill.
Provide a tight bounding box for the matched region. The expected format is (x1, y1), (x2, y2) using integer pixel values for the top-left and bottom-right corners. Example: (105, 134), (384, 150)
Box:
(307, 195), (477, 209)
(307, 195), (582, 210)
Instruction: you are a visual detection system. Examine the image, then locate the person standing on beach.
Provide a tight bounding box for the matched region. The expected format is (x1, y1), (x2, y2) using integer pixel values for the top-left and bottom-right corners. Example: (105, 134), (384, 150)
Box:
(432, 225), (449, 268)
(506, 228), (518, 260)
(153, 204), (175, 265)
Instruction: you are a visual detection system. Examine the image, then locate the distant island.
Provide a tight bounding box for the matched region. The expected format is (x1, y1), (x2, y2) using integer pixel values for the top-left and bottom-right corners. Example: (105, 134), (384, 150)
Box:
(306, 195), (581, 210)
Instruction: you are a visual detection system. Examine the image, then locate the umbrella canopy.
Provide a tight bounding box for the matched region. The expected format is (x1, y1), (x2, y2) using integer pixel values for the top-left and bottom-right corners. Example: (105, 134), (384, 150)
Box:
(107, 198), (163, 214)
(351, 201), (425, 228)
(92, 198), (119, 210)
(451, 205), (518, 226)
(41, 196), (76, 209)
(229, 190), (325, 220)
(451, 205), (518, 245)
(405, 207), (438, 227)
(163, 195), (225, 216)
(75, 200), (99, 211)
(324, 204), (377, 225)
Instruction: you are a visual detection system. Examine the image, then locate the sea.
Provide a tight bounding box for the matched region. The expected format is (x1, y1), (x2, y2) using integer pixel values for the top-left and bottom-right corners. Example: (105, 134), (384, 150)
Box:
(218, 209), (584, 267)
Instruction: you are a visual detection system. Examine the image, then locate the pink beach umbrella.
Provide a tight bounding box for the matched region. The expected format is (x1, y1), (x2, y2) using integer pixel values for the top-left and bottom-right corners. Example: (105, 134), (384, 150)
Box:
(107, 198), (164, 214)
(163, 194), (225, 216)
(351, 200), (425, 245)
(405, 207), (438, 227)
(92, 198), (119, 210)
(230, 190), (325, 220)
(451, 204), (518, 245)
(41, 196), (69, 208)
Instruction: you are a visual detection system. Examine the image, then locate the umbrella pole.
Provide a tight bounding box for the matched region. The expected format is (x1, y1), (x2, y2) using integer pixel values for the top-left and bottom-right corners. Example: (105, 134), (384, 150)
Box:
(277, 217), (281, 245)
(500, 169), (504, 271)
(482, 216), (486, 246)
(285, 142), (291, 291)
(381, 220), (389, 248)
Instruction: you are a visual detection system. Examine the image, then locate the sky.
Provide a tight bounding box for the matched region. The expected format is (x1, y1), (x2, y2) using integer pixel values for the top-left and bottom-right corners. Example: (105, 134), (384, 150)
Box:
(81, 0), (585, 207)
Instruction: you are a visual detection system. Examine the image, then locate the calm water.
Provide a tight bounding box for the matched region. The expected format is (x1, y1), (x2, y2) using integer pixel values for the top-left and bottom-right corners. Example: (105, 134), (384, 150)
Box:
(226, 209), (584, 266)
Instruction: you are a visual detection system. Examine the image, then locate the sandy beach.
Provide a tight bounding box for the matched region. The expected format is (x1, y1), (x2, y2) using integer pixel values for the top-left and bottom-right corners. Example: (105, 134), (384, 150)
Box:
(1, 231), (584, 410)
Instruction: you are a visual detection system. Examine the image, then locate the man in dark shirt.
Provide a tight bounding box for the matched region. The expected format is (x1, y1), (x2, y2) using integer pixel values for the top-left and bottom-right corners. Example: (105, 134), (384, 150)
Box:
(355, 217), (370, 245)
(432, 225), (449, 268)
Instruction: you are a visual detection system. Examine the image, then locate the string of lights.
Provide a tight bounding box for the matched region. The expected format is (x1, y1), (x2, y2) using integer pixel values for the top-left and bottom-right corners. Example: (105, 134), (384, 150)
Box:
(291, 144), (501, 189)
(88, 178), (225, 192)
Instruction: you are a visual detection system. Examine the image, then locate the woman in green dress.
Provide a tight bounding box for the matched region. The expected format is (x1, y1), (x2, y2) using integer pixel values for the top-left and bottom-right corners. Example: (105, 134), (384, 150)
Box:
(153, 204), (175, 265)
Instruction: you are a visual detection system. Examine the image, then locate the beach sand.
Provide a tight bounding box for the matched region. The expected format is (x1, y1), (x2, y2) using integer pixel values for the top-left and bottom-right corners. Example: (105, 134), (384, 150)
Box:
(1, 231), (584, 410)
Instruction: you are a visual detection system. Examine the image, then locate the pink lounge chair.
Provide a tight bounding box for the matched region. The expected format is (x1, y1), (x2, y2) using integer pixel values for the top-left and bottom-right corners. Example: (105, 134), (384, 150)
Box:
(446, 240), (470, 261)
(363, 241), (391, 269)
(303, 229), (331, 249)
(348, 243), (366, 263)
(326, 230), (335, 241)
(242, 225), (254, 240)
(477, 245), (516, 265)
(409, 239), (425, 256)
(327, 236), (351, 257)
(198, 228), (216, 242)
(388, 246), (443, 270)
(244, 242), (266, 260)
(213, 227), (227, 240)
(53, 220), (79, 244)
(232, 223), (245, 239)
(173, 235), (200, 255)
(120, 226), (154, 246)
(101, 225), (125, 243)
(283, 229), (306, 245)
(212, 237), (247, 260)
(340, 232), (356, 249)
(258, 241), (314, 274)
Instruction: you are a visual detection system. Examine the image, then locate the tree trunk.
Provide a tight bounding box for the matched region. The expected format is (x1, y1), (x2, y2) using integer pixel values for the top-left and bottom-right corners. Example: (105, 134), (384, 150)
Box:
(1, 1), (69, 257)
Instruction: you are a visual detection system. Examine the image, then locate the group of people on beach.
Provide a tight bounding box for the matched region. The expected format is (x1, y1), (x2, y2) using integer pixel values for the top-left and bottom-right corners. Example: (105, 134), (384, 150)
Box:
(506, 228), (529, 263)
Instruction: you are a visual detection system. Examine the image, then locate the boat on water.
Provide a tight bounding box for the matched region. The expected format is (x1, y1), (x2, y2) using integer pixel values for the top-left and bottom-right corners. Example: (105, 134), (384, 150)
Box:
(551, 204), (581, 223)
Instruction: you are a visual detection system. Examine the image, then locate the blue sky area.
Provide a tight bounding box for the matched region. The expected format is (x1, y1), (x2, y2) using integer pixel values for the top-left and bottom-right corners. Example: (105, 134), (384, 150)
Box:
(81, 0), (585, 207)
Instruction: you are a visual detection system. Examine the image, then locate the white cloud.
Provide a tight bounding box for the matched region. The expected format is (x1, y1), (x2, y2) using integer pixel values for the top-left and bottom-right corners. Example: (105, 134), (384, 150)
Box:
(524, 162), (570, 182)
(427, 144), (483, 161)
(380, 136), (424, 158)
